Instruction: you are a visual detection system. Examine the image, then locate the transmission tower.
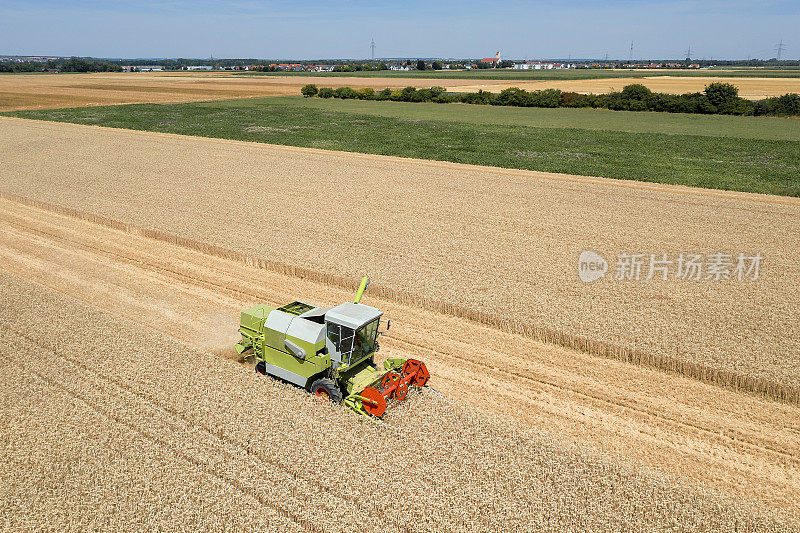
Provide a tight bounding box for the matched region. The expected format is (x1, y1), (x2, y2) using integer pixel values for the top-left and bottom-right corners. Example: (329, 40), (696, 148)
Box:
(685, 46), (692, 59)
(370, 37), (376, 60)
(629, 41), (634, 62)
(775, 40), (786, 61)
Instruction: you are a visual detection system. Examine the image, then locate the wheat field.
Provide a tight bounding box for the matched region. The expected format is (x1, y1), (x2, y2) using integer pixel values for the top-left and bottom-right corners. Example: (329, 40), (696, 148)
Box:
(2, 190), (799, 519)
(1, 117), (798, 404)
(1, 271), (796, 531)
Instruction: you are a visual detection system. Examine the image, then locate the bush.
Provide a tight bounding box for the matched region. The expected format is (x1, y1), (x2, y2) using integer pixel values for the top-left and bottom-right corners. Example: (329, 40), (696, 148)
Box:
(433, 93), (459, 104)
(375, 88), (392, 101)
(756, 93), (800, 116)
(311, 83), (800, 118)
(334, 86), (359, 99)
(497, 87), (528, 107)
(357, 87), (375, 100)
(704, 83), (739, 107)
(300, 84), (318, 98)
(460, 90), (497, 105)
(559, 91), (593, 108)
(528, 89), (562, 108)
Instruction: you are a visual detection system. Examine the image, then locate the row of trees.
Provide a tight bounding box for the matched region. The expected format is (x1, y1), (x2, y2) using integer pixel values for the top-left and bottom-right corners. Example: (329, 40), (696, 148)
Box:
(0, 57), (122, 73)
(300, 83), (800, 117)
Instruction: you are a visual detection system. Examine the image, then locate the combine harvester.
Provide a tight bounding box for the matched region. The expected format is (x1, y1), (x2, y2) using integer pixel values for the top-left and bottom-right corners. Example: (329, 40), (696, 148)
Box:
(235, 277), (430, 417)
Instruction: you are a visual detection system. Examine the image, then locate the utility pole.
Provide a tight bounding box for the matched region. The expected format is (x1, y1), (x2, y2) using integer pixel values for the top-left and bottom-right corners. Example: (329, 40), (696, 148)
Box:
(775, 40), (786, 61)
(370, 37), (375, 60)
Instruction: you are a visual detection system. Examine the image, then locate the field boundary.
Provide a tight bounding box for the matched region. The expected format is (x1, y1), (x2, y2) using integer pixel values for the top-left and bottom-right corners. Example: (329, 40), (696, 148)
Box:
(3, 189), (797, 406)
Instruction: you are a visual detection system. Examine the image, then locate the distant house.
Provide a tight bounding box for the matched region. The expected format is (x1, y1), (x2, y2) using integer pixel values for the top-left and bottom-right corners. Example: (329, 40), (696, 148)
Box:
(186, 65), (213, 71)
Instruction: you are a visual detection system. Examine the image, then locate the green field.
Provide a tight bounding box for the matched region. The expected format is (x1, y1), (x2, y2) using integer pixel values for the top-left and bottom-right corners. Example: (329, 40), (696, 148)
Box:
(6, 96), (799, 196)
(231, 68), (800, 80)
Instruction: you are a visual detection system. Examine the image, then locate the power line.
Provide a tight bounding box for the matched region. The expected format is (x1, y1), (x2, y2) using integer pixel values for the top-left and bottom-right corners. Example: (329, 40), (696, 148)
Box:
(775, 39), (786, 60)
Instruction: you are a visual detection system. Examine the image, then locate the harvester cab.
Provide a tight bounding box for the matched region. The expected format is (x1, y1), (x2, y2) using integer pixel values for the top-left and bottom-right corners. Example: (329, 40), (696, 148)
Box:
(235, 277), (429, 417)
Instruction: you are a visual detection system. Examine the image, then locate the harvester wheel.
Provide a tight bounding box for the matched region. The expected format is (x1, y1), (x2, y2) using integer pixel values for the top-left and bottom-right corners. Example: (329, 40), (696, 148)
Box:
(310, 378), (343, 404)
(255, 361), (267, 375)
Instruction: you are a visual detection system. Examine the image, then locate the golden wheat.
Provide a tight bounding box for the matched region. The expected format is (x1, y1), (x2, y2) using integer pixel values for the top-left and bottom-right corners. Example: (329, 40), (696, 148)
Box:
(0, 272), (795, 531)
(1, 118), (797, 405)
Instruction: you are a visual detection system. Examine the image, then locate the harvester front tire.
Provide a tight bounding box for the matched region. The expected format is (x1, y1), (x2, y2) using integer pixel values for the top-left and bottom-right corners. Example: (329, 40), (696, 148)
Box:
(255, 361), (267, 375)
(310, 378), (343, 404)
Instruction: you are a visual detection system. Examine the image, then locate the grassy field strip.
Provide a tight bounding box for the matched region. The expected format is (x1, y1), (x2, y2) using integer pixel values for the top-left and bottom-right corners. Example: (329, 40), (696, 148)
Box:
(285, 97), (800, 141)
(7, 274), (792, 529)
(2, 195), (799, 516)
(8, 100), (798, 196)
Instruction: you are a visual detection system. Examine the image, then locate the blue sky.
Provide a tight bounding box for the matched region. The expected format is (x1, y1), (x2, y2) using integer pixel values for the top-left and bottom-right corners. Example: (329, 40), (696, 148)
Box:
(0, 1), (797, 60)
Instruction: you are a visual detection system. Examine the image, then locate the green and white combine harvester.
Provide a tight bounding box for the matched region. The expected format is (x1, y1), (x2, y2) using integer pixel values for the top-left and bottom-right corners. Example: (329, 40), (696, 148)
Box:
(235, 277), (430, 417)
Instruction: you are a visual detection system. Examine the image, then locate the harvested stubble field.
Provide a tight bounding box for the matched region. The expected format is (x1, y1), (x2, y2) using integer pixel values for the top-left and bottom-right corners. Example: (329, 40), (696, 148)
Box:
(455, 76), (800, 99)
(2, 194), (799, 520)
(1, 265), (798, 529)
(0, 71), (486, 112)
(4, 71), (800, 113)
(1, 117), (798, 406)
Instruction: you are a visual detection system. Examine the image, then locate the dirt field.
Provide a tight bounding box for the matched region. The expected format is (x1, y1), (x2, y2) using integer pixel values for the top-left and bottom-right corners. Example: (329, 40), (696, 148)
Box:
(1, 117), (798, 405)
(1, 197), (798, 529)
(3, 71), (800, 112)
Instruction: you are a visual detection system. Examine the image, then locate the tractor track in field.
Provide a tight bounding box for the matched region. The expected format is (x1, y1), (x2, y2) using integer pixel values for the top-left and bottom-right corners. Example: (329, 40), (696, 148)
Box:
(0, 324), (406, 532)
(2, 209), (798, 467)
(1, 195), (799, 516)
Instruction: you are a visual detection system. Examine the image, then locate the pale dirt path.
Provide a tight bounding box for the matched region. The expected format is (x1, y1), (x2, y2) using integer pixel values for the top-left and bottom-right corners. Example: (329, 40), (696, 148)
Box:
(1, 117), (798, 399)
(1, 196), (798, 519)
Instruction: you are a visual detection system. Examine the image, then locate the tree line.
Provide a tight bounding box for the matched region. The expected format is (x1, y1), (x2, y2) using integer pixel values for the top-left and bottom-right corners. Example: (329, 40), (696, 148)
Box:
(300, 83), (800, 117)
(0, 57), (122, 73)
